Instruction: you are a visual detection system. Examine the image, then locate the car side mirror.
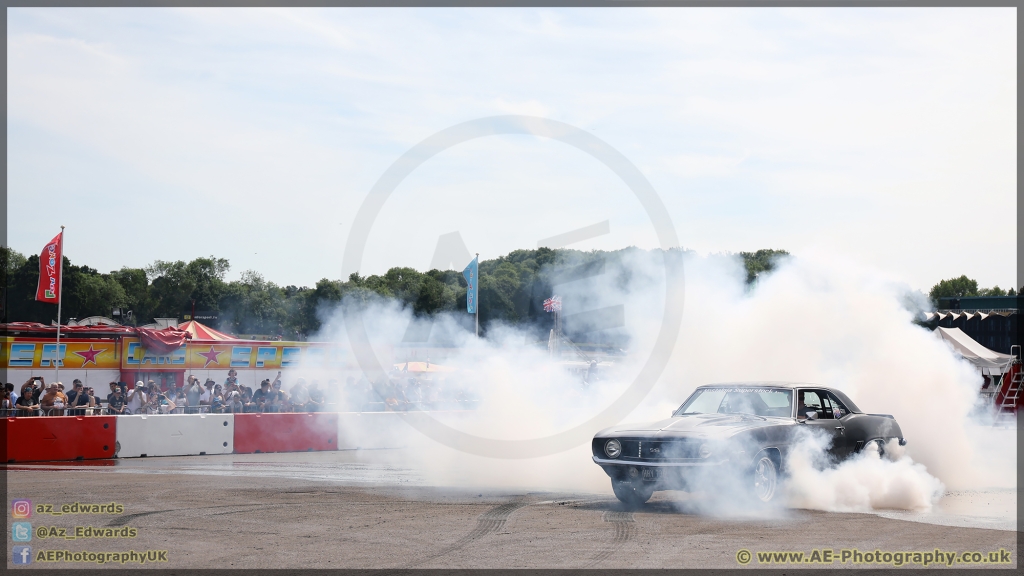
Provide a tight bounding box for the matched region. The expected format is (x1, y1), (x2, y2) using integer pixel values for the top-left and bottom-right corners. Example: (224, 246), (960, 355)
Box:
(806, 411), (819, 421)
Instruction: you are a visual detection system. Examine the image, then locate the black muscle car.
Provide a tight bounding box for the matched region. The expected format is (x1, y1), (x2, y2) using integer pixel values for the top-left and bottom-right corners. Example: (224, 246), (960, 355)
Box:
(592, 382), (906, 506)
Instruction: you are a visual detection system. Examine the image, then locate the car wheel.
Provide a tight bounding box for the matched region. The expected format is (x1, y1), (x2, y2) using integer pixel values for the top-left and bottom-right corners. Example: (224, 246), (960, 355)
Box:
(868, 438), (886, 458)
(752, 453), (778, 503)
(611, 479), (654, 507)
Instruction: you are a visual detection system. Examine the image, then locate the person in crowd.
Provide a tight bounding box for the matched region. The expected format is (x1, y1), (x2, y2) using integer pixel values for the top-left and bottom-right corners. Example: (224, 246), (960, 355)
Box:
(2, 389), (12, 413)
(66, 379), (82, 413)
(226, 390), (243, 413)
(252, 380), (272, 412)
(25, 376), (44, 404)
(290, 379), (310, 411)
(40, 383), (66, 416)
(84, 387), (99, 414)
(15, 387), (39, 416)
(106, 383), (126, 415)
(200, 379), (215, 407)
(240, 386), (256, 412)
(209, 384), (225, 413)
(7, 383), (19, 409)
(225, 369), (240, 389)
(185, 377), (203, 413)
(307, 381), (325, 412)
(269, 378), (289, 413)
(141, 381), (161, 414)
(68, 380), (90, 416)
(125, 381), (147, 415)
(153, 388), (178, 414)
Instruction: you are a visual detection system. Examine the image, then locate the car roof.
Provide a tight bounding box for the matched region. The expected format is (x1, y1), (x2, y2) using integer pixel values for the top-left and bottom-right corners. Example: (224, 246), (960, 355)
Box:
(693, 382), (862, 413)
(696, 382), (812, 390)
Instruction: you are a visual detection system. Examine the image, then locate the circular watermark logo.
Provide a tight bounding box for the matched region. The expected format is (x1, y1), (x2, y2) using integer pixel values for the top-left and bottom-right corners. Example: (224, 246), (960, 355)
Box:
(736, 549), (752, 565)
(342, 115), (684, 458)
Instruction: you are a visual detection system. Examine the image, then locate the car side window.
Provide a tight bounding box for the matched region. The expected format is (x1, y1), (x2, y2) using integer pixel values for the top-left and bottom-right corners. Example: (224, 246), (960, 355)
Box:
(798, 390), (836, 419)
(818, 393), (835, 419)
(826, 392), (849, 419)
(797, 390), (821, 419)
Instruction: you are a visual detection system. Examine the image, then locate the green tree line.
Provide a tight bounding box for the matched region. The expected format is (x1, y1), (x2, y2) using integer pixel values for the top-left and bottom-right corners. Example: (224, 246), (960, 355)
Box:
(928, 275), (1017, 301)
(2, 245), (790, 339)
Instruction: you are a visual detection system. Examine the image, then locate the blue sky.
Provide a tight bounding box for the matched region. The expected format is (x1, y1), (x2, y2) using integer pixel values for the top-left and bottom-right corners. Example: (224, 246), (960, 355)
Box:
(6, 8), (1016, 291)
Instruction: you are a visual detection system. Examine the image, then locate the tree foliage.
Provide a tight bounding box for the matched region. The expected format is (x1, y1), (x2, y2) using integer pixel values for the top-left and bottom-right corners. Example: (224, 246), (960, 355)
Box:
(738, 249), (790, 284)
(5, 246), (803, 338)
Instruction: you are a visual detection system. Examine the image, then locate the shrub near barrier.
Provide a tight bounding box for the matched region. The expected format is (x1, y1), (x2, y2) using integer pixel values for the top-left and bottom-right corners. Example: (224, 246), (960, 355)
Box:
(115, 414), (235, 458)
(233, 413), (338, 454)
(5, 416), (117, 463)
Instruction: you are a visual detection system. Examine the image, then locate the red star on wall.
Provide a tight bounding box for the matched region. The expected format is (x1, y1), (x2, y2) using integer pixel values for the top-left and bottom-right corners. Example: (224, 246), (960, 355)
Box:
(72, 345), (105, 367)
(198, 347), (223, 368)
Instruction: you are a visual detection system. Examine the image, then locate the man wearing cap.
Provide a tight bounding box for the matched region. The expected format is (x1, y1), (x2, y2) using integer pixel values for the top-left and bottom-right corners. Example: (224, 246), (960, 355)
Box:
(125, 382), (147, 415)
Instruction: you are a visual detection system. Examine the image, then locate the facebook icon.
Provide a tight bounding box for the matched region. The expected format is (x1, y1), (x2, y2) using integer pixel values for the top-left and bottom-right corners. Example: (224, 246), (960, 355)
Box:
(12, 545), (32, 565)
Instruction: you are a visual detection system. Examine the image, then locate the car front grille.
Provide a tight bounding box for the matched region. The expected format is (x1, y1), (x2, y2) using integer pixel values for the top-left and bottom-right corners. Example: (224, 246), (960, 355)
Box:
(595, 438), (703, 461)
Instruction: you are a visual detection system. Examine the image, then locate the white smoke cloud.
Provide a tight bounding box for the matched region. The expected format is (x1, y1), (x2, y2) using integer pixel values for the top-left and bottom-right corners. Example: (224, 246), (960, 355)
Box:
(293, 248), (1014, 513)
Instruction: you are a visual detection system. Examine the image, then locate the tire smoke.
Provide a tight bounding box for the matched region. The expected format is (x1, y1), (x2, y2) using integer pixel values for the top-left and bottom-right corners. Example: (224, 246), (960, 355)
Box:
(300, 248), (1013, 514)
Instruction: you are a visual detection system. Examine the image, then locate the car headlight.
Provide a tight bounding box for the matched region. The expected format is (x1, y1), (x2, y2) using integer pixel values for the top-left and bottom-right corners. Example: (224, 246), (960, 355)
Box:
(604, 439), (621, 459)
(698, 443), (712, 459)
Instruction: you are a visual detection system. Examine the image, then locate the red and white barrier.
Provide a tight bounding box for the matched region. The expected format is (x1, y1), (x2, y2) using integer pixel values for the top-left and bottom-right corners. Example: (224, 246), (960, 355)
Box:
(233, 413), (337, 454)
(115, 414), (234, 458)
(3, 411), (475, 463)
(5, 416), (117, 463)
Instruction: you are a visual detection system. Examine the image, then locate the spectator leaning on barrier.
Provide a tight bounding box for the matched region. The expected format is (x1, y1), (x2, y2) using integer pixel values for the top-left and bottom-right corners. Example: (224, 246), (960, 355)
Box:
(40, 383), (66, 416)
(106, 384), (126, 415)
(126, 381), (147, 415)
(68, 380), (89, 416)
(253, 380), (271, 412)
(2, 389), (12, 412)
(15, 388), (39, 416)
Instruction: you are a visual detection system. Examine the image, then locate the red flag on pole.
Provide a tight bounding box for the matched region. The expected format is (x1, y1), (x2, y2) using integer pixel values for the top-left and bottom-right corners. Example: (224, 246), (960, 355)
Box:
(35, 232), (63, 303)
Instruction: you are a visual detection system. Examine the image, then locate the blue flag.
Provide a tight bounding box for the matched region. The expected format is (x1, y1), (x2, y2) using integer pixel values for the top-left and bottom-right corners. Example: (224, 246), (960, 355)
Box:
(463, 256), (478, 314)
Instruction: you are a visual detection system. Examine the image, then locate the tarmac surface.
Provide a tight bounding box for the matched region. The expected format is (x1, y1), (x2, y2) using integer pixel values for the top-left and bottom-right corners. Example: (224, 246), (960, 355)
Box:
(5, 450), (1018, 569)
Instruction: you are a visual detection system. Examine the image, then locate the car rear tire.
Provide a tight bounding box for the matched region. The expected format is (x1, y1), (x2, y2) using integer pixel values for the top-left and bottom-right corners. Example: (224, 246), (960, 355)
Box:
(612, 479), (654, 507)
(752, 453), (778, 503)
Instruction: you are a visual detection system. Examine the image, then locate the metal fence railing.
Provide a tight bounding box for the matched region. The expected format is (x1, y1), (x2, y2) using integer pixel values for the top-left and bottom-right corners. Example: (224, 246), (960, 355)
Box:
(2, 400), (482, 417)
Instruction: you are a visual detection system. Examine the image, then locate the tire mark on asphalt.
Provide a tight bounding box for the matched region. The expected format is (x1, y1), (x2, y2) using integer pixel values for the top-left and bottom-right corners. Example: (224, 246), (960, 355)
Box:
(583, 510), (635, 567)
(399, 500), (530, 569)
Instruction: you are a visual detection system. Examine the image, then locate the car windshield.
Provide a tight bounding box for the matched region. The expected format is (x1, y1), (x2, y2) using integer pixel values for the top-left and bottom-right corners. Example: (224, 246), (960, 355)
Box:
(673, 387), (793, 418)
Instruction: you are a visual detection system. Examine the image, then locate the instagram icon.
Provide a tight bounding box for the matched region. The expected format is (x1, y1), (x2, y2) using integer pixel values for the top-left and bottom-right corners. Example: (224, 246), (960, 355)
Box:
(12, 499), (32, 518)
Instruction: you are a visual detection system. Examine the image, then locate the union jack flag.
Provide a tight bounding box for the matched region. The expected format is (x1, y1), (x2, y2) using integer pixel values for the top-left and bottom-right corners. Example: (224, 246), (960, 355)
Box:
(543, 295), (562, 313)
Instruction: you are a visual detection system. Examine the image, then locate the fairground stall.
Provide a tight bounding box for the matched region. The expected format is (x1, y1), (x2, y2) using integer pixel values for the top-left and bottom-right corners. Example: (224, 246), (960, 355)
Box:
(1, 321), (356, 391)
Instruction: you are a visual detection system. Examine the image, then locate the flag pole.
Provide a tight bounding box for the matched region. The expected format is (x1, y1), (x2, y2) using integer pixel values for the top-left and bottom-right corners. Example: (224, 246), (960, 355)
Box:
(55, 225), (65, 384)
(474, 253), (479, 338)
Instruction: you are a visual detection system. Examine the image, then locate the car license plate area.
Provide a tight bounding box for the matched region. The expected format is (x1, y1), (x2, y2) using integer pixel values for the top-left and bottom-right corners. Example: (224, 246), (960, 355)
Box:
(641, 467), (660, 481)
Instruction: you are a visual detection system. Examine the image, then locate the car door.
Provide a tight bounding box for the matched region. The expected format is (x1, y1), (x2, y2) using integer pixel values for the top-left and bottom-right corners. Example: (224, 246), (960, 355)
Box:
(796, 389), (846, 459)
(824, 391), (856, 459)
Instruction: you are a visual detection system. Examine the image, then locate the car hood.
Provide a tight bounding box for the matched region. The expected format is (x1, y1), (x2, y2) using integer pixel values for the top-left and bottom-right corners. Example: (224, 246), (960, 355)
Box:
(597, 413), (794, 439)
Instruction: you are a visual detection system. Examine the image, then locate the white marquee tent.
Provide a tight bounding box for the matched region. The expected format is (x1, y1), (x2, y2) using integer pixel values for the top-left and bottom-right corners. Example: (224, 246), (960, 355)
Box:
(933, 326), (1014, 376)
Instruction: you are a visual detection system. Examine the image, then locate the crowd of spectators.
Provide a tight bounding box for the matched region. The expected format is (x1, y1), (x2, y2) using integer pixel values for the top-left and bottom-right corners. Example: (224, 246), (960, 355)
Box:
(3, 368), (480, 416)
